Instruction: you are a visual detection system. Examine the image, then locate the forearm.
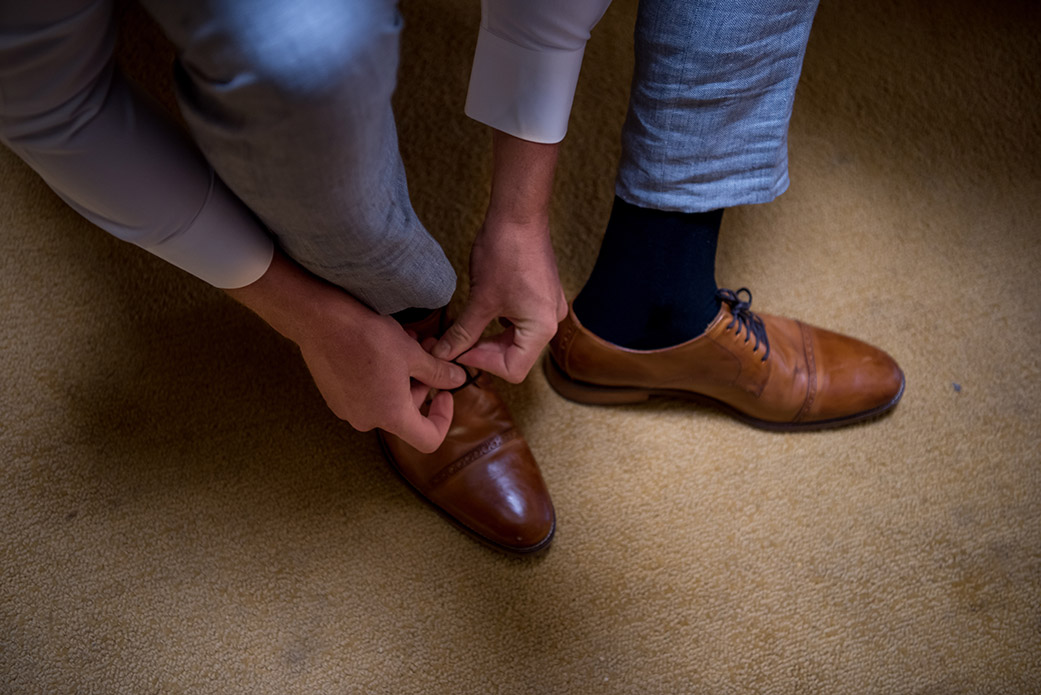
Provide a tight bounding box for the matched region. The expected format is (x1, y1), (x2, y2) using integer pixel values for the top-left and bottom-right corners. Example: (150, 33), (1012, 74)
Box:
(0, 10), (272, 290)
(224, 249), (362, 344)
(485, 130), (560, 229)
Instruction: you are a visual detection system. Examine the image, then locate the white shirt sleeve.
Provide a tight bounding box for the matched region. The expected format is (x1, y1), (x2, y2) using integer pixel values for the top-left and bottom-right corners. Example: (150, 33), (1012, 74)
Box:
(465, 0), (613, 144)
(36, 93), (276, 290)
(140, 174), (275, 290)
(0, 14), (274, 291)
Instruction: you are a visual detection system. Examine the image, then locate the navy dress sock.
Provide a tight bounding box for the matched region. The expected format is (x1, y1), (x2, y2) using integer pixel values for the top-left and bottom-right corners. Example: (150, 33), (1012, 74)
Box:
(572, 196), (723, 350)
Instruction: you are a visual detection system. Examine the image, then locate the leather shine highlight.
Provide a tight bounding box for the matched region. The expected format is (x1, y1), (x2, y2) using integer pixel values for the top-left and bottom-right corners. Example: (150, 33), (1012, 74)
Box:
(380, 371), (555, 553)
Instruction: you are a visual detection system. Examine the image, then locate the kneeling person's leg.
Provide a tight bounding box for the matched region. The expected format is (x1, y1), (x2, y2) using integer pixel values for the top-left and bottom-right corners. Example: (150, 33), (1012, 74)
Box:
(142, 0), (456, 314)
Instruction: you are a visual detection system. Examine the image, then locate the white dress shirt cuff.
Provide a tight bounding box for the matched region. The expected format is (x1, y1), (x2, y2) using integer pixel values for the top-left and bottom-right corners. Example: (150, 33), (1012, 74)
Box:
(147, 175), (274, 289)
(465, 26), (586, 144)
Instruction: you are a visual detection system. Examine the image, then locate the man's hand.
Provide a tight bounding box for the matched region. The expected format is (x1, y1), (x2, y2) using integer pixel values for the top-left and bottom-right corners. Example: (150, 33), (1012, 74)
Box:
(296, 302), (464, 452)
(433, 221), (567, 382)
(226, 251), (466, 453)
(432, 129), (567, 383)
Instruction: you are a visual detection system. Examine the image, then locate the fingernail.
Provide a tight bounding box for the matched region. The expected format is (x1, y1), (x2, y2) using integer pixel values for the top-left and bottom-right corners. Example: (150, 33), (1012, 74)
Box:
(432, 341), (450, 359)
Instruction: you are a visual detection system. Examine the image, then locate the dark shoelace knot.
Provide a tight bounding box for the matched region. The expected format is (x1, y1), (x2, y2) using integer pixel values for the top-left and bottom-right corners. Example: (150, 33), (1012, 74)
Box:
(447, 366), (482, 393)
(715, 288), (771, 362)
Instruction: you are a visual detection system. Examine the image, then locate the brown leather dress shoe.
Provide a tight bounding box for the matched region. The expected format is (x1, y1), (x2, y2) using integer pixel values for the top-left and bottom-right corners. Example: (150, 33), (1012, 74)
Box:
(378, 370), (555, 554)
(545, 288), (905, 430)
(379, 308), (555, 553)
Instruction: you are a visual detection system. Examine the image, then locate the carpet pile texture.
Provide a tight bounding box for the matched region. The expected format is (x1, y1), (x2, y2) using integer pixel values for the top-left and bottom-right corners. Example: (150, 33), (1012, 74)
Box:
(1, 1), (1039, 693)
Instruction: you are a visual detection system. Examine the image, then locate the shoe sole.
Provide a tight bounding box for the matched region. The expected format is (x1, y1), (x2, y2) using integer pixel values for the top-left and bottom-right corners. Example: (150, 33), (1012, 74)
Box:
(544, 354), (905, 432)
(376, 432), (556, 557)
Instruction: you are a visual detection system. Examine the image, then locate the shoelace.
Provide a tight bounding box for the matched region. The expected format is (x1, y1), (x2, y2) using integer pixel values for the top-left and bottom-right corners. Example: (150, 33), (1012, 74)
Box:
(447, 366), (482, 394)
(715, 288), (771, 362)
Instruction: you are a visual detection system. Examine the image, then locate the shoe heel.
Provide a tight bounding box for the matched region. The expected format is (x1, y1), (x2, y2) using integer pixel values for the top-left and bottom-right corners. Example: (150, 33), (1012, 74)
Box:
(543, 355), (652, 405)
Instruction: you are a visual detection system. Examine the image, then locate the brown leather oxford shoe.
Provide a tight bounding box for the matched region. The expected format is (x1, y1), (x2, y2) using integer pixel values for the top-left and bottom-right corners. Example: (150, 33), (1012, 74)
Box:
(378, 309), (554, 554)
(545, 288), (905, 430)
(379, 369), (556, 554)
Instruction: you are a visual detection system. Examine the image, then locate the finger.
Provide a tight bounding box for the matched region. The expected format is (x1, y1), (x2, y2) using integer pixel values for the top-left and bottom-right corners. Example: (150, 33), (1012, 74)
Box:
(455, 329), (531, 383)
(457, 322), (556, 382)
(425, 390), (454, 442)
(393, 391), (454, 453)
(431, 303), (495, 361)
(458, 345), (525, 383)
(410, 348), (467, 390)
(410, 378), (431, 409)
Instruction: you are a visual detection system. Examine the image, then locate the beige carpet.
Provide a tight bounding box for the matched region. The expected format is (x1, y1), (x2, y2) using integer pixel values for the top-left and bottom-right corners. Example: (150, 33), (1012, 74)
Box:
(2, 1), (1039, 693)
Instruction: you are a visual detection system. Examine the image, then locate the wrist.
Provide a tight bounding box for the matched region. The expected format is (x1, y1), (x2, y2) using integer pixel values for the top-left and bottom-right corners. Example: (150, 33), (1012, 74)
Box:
(484, 202), (551, 229)
(480, 215), (551, 240)
(224, 250), (364, 344)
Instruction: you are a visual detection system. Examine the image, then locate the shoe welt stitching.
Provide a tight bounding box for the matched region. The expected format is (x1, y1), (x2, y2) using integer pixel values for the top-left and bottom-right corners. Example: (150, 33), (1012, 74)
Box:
(428, 428), (519, 489)
(795, 321), (817, 423)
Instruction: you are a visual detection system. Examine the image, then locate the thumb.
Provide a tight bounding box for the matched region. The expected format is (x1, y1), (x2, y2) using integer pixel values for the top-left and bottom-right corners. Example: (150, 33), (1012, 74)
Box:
(411, 348), (467, 390)
(432, 302), (494, 361)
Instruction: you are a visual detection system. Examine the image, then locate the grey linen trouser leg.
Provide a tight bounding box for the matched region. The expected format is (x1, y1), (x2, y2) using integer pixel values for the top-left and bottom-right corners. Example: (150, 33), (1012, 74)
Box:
(0, 0), (456, 314)
(617, 0), (821, 213)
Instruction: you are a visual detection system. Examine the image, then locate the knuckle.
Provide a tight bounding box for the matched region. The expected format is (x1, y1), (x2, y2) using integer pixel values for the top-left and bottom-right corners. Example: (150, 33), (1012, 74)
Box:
(427, 355), (452, 379)
(352, 417), (375, 432)
(448, 323), (474, 343)
(330, 403), (355, 424)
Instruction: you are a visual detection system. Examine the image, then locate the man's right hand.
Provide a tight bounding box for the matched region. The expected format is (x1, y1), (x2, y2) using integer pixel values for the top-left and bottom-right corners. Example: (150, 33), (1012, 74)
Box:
(225, 250), (465, 453)
(432, 130), (565, 384)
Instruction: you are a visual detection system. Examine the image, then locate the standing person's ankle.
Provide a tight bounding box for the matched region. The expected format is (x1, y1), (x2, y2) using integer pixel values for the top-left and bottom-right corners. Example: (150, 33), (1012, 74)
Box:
(573, 196), (724, 349)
